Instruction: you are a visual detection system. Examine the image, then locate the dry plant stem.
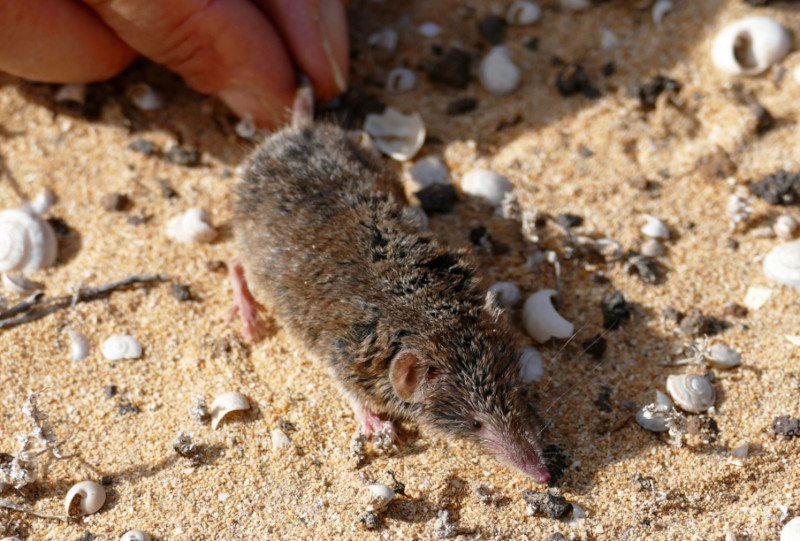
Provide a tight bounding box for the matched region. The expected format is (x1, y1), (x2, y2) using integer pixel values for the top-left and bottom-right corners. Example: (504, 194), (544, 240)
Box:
(0, 274), (169, 329)
(0, 498), (65, 520)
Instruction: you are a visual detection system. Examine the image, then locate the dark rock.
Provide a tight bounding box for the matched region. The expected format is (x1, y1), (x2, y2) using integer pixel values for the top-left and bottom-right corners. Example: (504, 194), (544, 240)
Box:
(170, 283), (192, 302)
(594, 386), (613, 413)
(524, 37), (540, 51)
(772, 415), (800, 438)
(748, 169), (800, 205)
(416, 183), (457, 214)
(46, 217), (72, 236)
(751, 103), (775, 135)
(128, 139), (159, 156)
(556, 213), (584, 229)
(521, 490), (572, 519)
(117, 401), (141, 416)
(601, 291), (631, 330)
(637, 75), (681, 110)
(556, 63), (600, 98)
(165, 147), (201, 167)
(478, 15), (506, 45)
(428, 49), (472, 89)
(101, 192), (131, 212)
(446, 97), (478, 116)
(722, 302), (748, 318)
(625, 253), (661, 284)
(582, 334), (607, 360)
(602, 61), (615, 77)
(104, 385), (118, 398)
(662, 307), (684, 324)
(469, 226), (489, 246)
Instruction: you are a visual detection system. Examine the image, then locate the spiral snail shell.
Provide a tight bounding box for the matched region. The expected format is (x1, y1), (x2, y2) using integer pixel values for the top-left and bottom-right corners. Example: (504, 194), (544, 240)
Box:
(0, 209), (57, 273)
(666, 374), (716, 413)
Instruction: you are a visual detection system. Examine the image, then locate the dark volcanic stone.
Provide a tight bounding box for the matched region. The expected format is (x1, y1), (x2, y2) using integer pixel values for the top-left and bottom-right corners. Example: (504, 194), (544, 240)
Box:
(428, 48), (472, 89)
(601, 291), (631, 330)
(749, 169), (800, 205)
(556, 63), (599, 98)
(416, 183), (457, 214)
(522, 490), (572, 519)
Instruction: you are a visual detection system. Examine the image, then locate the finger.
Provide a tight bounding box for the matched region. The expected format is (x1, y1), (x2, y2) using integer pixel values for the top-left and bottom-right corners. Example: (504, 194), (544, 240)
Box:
(82, 0), (297, 127)
(0, 0), (136, 83)
(256, 0), (349, 99)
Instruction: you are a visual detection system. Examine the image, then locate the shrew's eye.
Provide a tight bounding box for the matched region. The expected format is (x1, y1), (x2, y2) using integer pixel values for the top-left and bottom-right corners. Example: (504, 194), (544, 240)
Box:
(471, 419), (482, 430)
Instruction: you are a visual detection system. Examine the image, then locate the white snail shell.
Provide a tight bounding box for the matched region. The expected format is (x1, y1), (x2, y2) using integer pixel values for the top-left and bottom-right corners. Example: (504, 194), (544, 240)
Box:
(461, 168), (512, 205)
(68, 330), (90, 361)
(363, 108), (426, 162)
(523, 289), (574, 343)
(479, 46), (521, 96)
(518, 347), (544, 383)
(64, 480), (106, 516)
(782, 517), (800, 541)
(210, 391), (250, 429)
(120, 531), (151, 541)
(641, 215), (670, 239)
(763, 240), (800, 287)
(488, 281), (522, 309)
(711, 16), (792, 76)
(666, 374), (715, 413)
(366, 483), (395, 512)
(0, 209), (57, 273)
(101, 334), (143, 360)
(386, 68), (417, 94)
(506, 1), (541, 25)
(2, 273), (43, 295)
(635, 390), (675, 433)
(166, 207), (217, 244)
(706, 343), (741, 370)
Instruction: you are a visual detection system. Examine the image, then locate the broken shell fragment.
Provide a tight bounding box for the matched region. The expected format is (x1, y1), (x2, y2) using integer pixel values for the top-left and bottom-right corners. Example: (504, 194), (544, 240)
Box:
(479, 46), (521, 96)
(363, 108), (426, 162)
(68, 330), (90, 361)
(523, 289), (575, 343)
(651, 0), (673, 25)
(127, 83), (164, 111)
(635, 390), (675, 432)
(506, 1), (541, 25)
(64, 480), (106, 516)
(166, 207), (218, 244)
(101, 334), (143, 361)
(366, 484), (395, 511)
(22, 189), (55, 216)
(666, 374), (715, 413)
(782, 517), (800, 541)
(55, 83), (87, 105)
(386, 68), (417, 93)
(408, 156), (449, 187)
(763, 240), (800, 286)
(210, 391), (250, 429)
(774, 215), (798, 240)
(271, 428), (291, 448)
(0, 209), (58, 273)
(461, 168), (512, 205)
(368, 28), (398, 52)
(518, 347), (544, 383)
(2, 273), (43, 295)
(120, 531), (151, 541)
(641, 238), (665, 258)
(641, 215), (669, 239)
(707, 343), (741, 370)
(711, 16), (791, 76)
(488, 281), (521, 309)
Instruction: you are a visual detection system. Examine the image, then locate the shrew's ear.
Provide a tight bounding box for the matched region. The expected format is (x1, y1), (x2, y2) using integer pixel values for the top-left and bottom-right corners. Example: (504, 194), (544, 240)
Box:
(389, 348), (438, 403)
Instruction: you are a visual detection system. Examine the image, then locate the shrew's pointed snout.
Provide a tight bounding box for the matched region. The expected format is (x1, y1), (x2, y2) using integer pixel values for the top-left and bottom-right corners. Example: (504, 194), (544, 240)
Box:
(483, 424), (551, 484)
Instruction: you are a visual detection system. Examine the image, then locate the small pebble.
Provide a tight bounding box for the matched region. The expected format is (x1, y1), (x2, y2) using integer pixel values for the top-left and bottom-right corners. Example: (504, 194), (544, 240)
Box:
(408, 156), (449, 186)
(104, 385), (118, 399)
(189, 397), (209, 423)
(156, 179), (178, 199)
(101, 193), (131, 212)
(479, 46), (521, 96)
(581, 334), (607, 360)
(600, 291), (631, 330)
(544, 534), (568, 541)
(55, 83), (87, 105)
(428, 48), (471, 89)
(743, 285), (772, 310)
(555, 213), (583, 229)
(128, 139), (159, 156)
(368, 28), (398, 52)
(68, 330), (90, 361)
(478, 15), (506, 45)
(363, 108), (425, 161)
(165, 147), (201, 167)
(271, 428), (291, 448)
(172, 430), (198, 458)
(772, 415), (800, 438)
(415, 184), (456, 214)
(600, 28), (619, 50)
(170, 283), (192, 302)
(460, 168), (512, 205)
(521, 490), (572, 519)
(556, 63), (599, 98)
(418, 22), (442, 37)
(166, 207), (218, 244)
(127, 83), (164, 111)
(749, 170), (800, 205)
(637, 75), (681, 110)
(445, 97), (477, 116)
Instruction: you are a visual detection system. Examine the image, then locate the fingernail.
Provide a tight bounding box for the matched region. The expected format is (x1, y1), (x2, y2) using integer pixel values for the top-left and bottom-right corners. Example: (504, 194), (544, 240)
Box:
(317, 0), (348, 93)
(218, 84), (291, 128)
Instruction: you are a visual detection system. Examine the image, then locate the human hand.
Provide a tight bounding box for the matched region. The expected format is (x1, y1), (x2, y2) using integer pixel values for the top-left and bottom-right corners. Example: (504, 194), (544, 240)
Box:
(0, 0), (349, 127)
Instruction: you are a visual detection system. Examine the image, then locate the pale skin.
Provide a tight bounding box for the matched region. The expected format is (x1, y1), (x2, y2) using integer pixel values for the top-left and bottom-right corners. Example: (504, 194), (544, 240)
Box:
(0, 0), (349, 128)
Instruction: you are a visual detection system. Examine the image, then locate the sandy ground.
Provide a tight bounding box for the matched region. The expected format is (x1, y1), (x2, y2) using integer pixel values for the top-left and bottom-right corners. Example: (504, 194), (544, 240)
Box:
(1, 0), (800, 539)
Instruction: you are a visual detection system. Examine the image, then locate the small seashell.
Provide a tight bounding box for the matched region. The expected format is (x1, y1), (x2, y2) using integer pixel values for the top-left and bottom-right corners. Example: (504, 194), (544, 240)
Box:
(641, 215), (669, 239)
(368, 28), (398, 52)
(101, 334), (143, 361)
(600, 28), (619, 50)
(559, 0), (590, 10)
(488, 281), (521, 309)
(417, 22), (442, 37)
(127, 83), (164, 111)
(711, 16), (792, 76)
(506, 1), (541, 25)
(0, 209), (58, 273)
(68, 330), (90, 361)
(55, 83), (87, 105)
(64, 480), (106, 516)
(120, 531), (151, 541)
(651, 0), (673, 25)
(786, 335), (800, 346)
(707, 343), (741, 370)
(523, 289), (575, 343)
(641, 238), (665, 258)
(461, 168), (512, 205)
(763, 240), (800, 286)
(518, 347), (544, 383)
(210, 391), (250, 429)
(479, 46), (521, 96)
(363, 108), (426, 162)
(235, 116), (257, 139)
(22, 188), (55, 215)
(774, 215), (798, 240)
(166, 207), (218, 244)
(782, 517), (800, 541)
(635, 390), (675, 432)
(408, 156), (449, 187)
(666, 374), (715, 413)
(744, 285), (772, 310)
(729, 441), (749, 458)
(386, 68), (417, 93)
(366, 484), (395, 511)
(2, 273), (43, 295)
(271, 428), (291, 448)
